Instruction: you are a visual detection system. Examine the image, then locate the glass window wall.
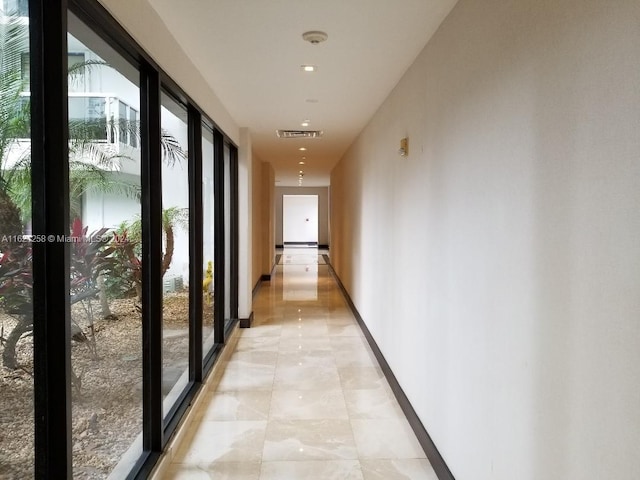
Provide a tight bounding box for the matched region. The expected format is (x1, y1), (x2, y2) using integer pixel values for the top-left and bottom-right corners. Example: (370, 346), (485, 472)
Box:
(160, 91), (189, 418)
(202, 123), (216, 357)
(223, 143), (232, 329)
(0, 4), (33, 478)
(68, 13), (143, 478)
(3, 1), (239, 477)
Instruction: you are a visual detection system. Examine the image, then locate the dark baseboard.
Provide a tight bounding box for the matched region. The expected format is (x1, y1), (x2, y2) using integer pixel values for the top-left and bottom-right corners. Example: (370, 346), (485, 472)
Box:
(283, 241), (318, 246)
(269, 260), (277, 277)
(239, 311), (253, 328)
(322, 255), (455, 480)
(253, 260), (278, 298)
(252, 278), (262, 298)
(278, 243), (328, 249)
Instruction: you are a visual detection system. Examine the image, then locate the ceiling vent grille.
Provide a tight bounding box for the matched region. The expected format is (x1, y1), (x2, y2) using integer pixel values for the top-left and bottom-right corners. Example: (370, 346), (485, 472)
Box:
(276, 129), (323, 139)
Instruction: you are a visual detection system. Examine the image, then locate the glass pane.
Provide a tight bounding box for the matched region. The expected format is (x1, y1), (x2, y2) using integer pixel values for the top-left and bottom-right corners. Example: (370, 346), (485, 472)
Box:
(69, 96), (107, 141)
(118, 100), (128, 145)
(202, 124), (216, 357)
(68, 13), (143, 478)
(129, 109), (138, 148)
(2, 0), (27, 17)
(0, 6), (33, 478)
(160, 91), (189, 417)
(223, 143), (232, 329)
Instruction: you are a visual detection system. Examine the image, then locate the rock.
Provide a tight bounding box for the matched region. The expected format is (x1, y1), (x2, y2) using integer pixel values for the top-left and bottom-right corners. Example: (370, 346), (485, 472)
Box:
(88, 412), (99, 432)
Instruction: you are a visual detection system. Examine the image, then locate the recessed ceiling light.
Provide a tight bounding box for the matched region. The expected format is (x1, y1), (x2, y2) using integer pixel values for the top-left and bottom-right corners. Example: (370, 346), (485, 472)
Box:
(301, 64), (316, 72)
(301, 121), (310, 127)
(299, 147), (306, 151)
(299, 170), (303, 174)
(299, 161), (305, 165)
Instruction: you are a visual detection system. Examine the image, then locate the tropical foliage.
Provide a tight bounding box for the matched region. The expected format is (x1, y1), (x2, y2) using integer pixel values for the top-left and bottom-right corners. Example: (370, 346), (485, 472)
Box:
(0, 13), (28, 250)
(0, 11), (188, 371)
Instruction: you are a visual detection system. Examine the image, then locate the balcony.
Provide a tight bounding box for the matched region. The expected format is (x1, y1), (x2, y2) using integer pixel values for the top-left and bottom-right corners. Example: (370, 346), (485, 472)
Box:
(5, 93), (140, 174)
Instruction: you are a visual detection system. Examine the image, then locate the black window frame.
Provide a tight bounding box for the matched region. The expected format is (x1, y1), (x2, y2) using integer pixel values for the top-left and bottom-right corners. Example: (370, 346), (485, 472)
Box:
(25, 0), (240, 477)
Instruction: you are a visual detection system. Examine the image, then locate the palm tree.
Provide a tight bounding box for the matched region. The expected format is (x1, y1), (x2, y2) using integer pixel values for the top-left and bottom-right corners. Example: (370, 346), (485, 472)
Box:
(0, 11), (188, 369)
(0, 12), (28, 250)
(112, 205), (189, 302)
(1, 11), (187, 233)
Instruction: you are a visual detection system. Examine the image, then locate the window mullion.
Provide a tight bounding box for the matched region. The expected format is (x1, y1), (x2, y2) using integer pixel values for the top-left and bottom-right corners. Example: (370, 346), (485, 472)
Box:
(30, 0), (73, 476)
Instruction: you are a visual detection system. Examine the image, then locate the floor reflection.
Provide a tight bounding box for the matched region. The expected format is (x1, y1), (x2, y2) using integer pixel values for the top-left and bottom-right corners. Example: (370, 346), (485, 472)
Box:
(157, 246), (436, 480)
(281, 247), (320, 301)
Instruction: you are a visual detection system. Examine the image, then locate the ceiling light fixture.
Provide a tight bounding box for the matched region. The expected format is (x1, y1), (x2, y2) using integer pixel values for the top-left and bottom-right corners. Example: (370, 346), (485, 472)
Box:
(302, 31), (328, 45)
(301, 120), (310, 127)
(299, 161), (305, 165)
(301, 64), (316, 72)
(299, 147), (306, 151)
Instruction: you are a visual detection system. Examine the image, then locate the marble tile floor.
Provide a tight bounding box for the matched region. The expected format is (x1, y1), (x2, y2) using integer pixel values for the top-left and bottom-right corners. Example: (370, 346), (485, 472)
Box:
(158, 249), (437, 479)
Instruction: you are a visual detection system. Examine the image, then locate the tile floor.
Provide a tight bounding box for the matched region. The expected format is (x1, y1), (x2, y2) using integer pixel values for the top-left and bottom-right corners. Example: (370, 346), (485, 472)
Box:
(160, 248), (437, 479)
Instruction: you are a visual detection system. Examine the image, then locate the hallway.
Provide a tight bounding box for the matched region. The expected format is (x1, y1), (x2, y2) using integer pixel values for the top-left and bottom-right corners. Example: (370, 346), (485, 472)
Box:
(159, 248), (436, 479)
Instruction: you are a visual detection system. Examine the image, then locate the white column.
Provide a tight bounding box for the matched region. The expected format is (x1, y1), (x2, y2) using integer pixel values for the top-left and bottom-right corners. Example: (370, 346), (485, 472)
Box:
(237, 127), (253, 320)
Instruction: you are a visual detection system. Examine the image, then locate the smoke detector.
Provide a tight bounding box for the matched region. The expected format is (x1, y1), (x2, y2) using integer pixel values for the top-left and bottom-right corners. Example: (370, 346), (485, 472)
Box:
(302, 31), (328, 45)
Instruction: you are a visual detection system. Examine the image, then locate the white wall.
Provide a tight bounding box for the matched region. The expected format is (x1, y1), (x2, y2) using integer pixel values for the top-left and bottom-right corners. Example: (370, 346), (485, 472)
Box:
(237, 128), (252, 319)
(98, 0), (239, 145)
(83, 177), (139, 231)
(282, 195), (318, 244)
(330, 1), (640, 479)
(275, 187), (329, 246)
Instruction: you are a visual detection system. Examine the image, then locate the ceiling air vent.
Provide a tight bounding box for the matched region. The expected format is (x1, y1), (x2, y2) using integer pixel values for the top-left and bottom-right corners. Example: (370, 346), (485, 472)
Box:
(276, 130), (323, 139)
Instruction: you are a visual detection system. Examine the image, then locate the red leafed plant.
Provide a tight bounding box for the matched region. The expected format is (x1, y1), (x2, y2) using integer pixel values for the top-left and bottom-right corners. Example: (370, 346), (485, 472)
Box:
(69, 218), (116, 296)
(0, 244), (33, 369)
(0, 219), (119, 369)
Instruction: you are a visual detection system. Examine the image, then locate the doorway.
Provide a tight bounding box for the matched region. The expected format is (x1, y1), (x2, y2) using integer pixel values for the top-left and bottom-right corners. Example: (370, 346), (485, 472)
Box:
(282, 194), (318, 245)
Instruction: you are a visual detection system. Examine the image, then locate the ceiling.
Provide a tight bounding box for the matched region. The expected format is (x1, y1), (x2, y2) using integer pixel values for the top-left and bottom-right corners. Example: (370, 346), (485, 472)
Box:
(146, 0), (458, 187)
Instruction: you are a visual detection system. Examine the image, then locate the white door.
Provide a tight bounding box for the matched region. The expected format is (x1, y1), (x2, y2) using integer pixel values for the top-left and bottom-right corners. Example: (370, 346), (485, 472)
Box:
(283, 195), (318, 244)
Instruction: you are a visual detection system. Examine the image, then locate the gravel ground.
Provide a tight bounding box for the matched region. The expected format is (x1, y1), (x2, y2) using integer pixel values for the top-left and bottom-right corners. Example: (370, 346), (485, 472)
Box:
(0, 291), (194, 479)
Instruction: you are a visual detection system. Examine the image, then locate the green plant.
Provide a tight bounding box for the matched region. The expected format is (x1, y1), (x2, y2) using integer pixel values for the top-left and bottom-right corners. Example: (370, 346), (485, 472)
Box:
(0, 11), (188, 368)
(119, 207), (188, 269)
(0, 13), (28, 251)
(1, 12), (187, 229)
(0, 219), (120, 369)
(69, 218), (116, 295)
(102, 224), (141, 300)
